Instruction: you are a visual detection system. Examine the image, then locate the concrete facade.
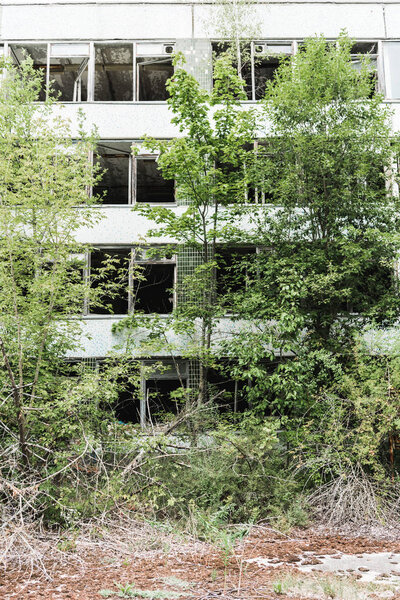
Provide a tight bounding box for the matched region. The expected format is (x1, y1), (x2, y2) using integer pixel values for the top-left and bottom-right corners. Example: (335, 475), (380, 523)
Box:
(1, 0), (399, 419)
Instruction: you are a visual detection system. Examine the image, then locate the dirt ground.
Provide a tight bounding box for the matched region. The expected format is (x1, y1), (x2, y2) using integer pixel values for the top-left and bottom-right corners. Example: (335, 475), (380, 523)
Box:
(2, 526), (400, 600)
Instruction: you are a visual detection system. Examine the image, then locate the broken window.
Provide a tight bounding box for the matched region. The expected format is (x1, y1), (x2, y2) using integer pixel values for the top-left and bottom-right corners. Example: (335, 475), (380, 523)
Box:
(251, 43), (292, 100)
(10, 44), (47, 101)
(94, 43), (133, 102)
(143, 361), (188, 425)
(212, 41), (292, 100)
(216, 247), (256, 301)
(49, 43), (90, 102)
(207, 365), (248, 413)
(93, 142), (132, 204)
(113, 375), (141, 424)
(133, 250), (175, 314)
(136, 43), (174, 101)
(135, 156), (175, 203)
(88, 247), (175, 315)
(212, 41), (252, 99)
(89, 248), (131, 315)
(350, 42), (378, 98)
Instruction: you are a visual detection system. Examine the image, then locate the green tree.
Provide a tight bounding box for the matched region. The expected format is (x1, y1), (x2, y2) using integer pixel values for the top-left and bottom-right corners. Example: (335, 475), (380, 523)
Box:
(223, 34), (400, 414)
(128, 53), (256, 407)
(0, 56), (101, 466)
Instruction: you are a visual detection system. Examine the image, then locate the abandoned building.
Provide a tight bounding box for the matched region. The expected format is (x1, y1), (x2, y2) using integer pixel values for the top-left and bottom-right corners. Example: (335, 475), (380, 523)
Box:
(2, 0), (400, 425)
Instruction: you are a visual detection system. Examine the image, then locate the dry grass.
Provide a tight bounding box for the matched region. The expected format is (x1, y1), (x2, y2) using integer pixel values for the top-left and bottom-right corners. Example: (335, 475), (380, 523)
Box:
(307, 464), (400, 529)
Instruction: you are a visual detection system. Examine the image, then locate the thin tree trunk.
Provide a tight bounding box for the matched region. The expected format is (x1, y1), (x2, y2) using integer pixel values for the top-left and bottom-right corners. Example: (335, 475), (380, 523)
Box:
(0, 336), (30, 466)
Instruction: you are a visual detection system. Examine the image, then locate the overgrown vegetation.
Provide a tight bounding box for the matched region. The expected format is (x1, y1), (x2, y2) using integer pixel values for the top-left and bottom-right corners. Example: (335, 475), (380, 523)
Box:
(2, 34), (400, 573)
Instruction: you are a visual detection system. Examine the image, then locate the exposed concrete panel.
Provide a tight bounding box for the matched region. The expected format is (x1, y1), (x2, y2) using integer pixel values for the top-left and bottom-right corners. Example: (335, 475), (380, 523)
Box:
(65, 316), (263, 359)
(384, 6), (400, 39)
(195, 3), (386, 39)
(1, 4), (192, 40)
(75, 204), (255, 245)
(75, 206), (186, 245)
(65, 316), (188, 358)
(50, 103), (180, 138)
(48, 102), (264, 139)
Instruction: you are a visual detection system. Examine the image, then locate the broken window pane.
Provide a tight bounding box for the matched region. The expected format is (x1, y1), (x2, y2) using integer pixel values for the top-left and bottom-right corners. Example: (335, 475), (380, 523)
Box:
(212, 41), (252, 99)
(93, 142), (131, 204)
(253, 44), (292, 100)
(350, 42), (378, 98)
(133, 263), (174, 314)
(10, 44), (47, 101)
(95, 44), (133, 102)
(90, 248), (130, 314)
(136, 158), (174, 203)
(146, 379), (184, 421)
(49, 44), (89, 102)
(114, 378), (141, 424)
(137, 57), (173, 101)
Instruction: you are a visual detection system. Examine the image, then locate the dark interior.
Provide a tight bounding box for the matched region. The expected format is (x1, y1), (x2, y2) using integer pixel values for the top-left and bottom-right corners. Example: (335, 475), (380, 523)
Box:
(136, 158), (175, 203)
(10, 44), (47, 101)
(114, 383), (141, 424)
(145, 378), (185, 420)
(137, 57), (173, 101)
(95, 44), (133, 101)
(207, 367), (248, 412)
(254, 57), (281, 99)
(90, 248), (130, 314)
(93, 143), (131, 204)
(133, 263), (174, 313)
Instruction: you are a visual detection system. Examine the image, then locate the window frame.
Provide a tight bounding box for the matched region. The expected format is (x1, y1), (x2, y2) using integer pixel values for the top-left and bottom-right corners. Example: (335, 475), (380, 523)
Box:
(7, 40), (176, 103)
(85, 245), (177, 316)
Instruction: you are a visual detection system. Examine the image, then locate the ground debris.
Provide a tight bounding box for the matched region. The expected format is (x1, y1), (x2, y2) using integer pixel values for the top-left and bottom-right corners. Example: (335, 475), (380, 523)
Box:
(2, 525), (400, 599)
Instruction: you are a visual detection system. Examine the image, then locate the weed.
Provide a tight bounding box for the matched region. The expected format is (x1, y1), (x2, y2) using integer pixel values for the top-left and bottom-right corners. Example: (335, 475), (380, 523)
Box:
(210, 568), (218, 582)
(273, 580), (284, 595)
(99, 582), (183, 599)
(321, 580), (336, 599)
(161, 576), (191, 590)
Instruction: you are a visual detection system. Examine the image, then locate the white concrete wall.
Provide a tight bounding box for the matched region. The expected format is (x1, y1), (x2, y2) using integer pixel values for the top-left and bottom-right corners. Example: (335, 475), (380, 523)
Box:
(3, 0), (400, 359)
(66, 316), (265, 358)
(1, 2), (396, 41)
(75, 206), (184, 245)
(51, 103), (180, 139)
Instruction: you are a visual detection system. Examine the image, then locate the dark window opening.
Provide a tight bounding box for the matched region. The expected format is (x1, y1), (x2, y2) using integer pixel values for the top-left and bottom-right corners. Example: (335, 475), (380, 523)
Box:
(90, 249), (130, 314)
(216, 247), (256, 298)
(114, 383), (141, 424)
(146, 378), (185, 421)
(133, 263), (174, 314)
(351, 42), (378, 99)
(136, 158), (174, 203)
(253, 56), (281, 100)
(93, 143), (131, 204)
(212, 42), (252, 99)
(95, 44), (133, 102)
(207, 367), (248, 413)
(10, 44), (47, 101)
(137, 57), (173, 101)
